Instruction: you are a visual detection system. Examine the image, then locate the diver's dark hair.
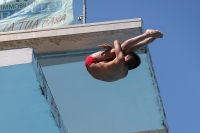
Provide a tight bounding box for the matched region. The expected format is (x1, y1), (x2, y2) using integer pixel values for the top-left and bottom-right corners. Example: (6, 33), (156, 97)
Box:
(126, 52), (141, 70)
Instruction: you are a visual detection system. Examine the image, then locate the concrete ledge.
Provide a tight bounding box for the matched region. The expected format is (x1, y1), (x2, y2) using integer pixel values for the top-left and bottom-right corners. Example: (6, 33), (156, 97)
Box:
(0, 18), (144, 56)
(0, 48), (32, 67)
(0, 18), (142, 40)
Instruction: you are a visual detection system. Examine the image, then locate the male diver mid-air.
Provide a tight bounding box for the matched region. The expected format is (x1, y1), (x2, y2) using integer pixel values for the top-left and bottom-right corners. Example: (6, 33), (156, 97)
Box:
(85, 29), (163, 82)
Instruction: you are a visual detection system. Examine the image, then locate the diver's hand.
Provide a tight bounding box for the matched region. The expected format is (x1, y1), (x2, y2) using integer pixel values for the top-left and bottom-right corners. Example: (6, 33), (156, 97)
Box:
(98, 44), (112, 50)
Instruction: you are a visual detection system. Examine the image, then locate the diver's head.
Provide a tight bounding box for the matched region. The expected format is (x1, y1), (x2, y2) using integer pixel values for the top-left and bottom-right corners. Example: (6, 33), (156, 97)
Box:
(125, 52), (141, 70)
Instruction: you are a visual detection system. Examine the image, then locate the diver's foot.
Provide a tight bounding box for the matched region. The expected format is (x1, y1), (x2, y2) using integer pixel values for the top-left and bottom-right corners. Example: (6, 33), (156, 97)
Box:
(145, 29), (163, 38)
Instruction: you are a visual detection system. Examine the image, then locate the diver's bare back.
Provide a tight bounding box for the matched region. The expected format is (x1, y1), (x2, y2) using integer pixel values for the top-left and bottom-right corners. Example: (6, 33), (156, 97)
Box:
(87, 57), (127, 82)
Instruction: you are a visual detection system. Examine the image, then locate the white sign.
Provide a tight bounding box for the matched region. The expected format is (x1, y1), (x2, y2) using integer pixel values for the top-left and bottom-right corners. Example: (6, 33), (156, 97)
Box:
(0, 0), (74, 32)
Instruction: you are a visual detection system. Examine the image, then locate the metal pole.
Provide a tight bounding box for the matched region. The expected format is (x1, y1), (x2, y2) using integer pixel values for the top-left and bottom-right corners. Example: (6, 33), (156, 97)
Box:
(83, 0), (86, 24)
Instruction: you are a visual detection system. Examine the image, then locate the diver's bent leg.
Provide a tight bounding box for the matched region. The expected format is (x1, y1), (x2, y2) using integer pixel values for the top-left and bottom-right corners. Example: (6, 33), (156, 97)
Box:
(90, 29), (163, 61)
(90, 33), (149, 61)
(121, 33), (149, 51)
(91, 36), (154, 61)
(121, 29), (163, 54)
(124, 37), (156, 54)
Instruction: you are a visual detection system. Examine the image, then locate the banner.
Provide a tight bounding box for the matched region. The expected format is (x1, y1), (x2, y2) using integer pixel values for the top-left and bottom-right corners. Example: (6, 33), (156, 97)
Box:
(0, 0), (74, 32)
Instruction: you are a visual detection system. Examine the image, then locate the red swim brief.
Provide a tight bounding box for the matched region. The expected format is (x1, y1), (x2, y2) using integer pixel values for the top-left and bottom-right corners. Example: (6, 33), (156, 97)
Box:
(85, 55), (99, 69)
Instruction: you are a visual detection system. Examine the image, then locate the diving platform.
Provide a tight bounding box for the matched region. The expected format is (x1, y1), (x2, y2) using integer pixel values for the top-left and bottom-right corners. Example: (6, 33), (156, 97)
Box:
(0, 19), (168, 133)
(0, 18), (145, 56)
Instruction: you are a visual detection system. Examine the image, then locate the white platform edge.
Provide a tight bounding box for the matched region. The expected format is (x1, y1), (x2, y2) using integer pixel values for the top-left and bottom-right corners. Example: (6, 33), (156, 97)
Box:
(0, 18), (142, 42)
(0, 47), (32, 67)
